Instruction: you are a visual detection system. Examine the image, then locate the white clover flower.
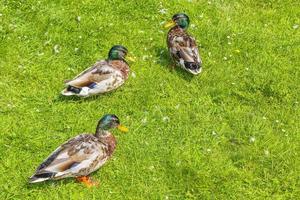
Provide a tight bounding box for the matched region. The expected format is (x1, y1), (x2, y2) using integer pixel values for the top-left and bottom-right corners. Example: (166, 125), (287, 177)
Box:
(76, 16), (81, 22)
(53, 44), (60, 54)
(162, 116), (170, 122)
(292, 24), (299, 29)
(141, 117), (147, 124)
(159, 8), (167, 14)
(131, 71), (136, 78)
(249, 136), (255, 143)
(264, 149), (269, 156)
(44, 39), (51, 46)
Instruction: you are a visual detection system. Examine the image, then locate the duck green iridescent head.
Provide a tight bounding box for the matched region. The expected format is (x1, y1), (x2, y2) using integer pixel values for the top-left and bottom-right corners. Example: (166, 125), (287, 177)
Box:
(165, 13), (190, 29)
(108, 45), (135, 62)
(96, 114), (128, 133)
(108, 45), (128, 60)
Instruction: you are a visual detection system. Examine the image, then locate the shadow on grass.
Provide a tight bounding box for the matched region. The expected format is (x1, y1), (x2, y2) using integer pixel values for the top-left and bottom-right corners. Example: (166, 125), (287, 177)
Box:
(53, 92), (116, 103)
(154, 46), (195, 82)
(163, 160), (202, 197)
(26, 178), (75, 189)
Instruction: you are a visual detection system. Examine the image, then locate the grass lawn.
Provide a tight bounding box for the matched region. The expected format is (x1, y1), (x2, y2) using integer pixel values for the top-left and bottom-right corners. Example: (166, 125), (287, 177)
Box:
(1, 0), (299, 199)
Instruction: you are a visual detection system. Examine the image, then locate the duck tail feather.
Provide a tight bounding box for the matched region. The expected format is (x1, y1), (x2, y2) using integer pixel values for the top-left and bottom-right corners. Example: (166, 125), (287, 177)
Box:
(28, 173), (55, 183)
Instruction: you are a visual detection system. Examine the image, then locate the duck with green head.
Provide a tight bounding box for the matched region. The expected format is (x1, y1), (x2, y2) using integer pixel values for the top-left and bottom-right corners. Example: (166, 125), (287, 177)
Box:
(165, 13), (203, 75)
(29, 114), (128, 187)
(62, 45), (134, 97)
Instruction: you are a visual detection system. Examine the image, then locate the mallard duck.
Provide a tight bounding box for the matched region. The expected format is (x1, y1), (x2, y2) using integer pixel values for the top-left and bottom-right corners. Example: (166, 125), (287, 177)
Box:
(165, 13), (202, 75)
(61, 45), (133, 97)
(29, 114), (128, 187)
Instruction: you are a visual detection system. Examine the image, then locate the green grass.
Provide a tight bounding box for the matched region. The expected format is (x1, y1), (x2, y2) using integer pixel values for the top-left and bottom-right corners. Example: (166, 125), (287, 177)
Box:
(1, 0), (300, 199)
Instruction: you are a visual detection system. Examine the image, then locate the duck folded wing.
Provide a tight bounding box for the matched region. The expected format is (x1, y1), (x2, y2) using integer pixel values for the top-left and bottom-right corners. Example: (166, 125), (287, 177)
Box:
(29, 135), (107, 183)
(191, 46), (202, 64)
(171, 36), (201, 64)
(65, 61), (115, 88)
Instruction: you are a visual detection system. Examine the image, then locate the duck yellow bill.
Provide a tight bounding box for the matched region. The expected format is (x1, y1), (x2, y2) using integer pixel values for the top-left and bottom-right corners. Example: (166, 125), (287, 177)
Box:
(127, 56), (136, 62)
(164, 21), (176, 28)
(117, 124), (129, 132)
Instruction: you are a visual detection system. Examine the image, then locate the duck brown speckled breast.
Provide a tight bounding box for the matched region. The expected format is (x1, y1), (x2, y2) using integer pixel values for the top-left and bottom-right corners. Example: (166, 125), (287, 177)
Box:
(109, 60), (130, 79)
(99, 133), (117, 157)
(167, 26), (196, 47)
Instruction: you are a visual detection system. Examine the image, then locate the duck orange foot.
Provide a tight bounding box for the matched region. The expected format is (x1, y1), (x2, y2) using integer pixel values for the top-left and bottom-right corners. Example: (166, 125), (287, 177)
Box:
(76, 176), (99, 187)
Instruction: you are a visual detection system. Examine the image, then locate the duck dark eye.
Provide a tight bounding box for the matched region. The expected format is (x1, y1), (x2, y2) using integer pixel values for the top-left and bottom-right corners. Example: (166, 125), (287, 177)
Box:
(112, 118), (120, 124)
(110, 115), (120, 124)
